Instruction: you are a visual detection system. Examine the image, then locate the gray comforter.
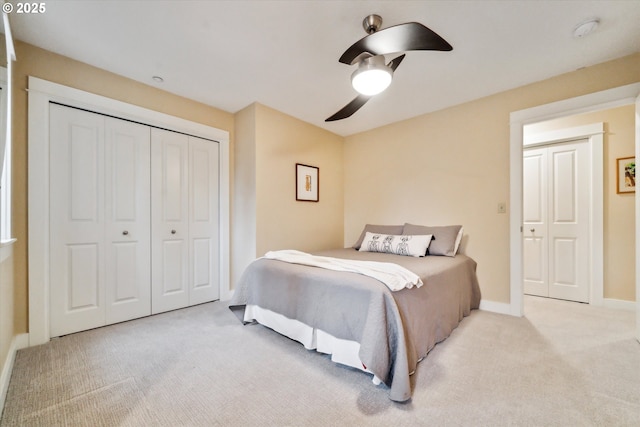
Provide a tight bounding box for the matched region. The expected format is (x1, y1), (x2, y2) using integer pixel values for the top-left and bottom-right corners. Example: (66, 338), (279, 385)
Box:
(230, 248), (481, 402)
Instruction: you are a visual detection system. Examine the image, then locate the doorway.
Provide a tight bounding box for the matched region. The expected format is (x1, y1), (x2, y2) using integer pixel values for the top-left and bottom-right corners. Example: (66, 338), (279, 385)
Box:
(510, 84), (640, 345)
(509, 83), (640, 323)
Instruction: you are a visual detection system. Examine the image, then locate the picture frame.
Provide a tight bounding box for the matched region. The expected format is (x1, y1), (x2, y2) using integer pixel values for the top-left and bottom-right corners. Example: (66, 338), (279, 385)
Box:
(616, 156), (636, 194)
(296, 163), (319, 202)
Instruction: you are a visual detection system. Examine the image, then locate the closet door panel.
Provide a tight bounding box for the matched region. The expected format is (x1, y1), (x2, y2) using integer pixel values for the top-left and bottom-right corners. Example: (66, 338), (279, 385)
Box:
(547, 141), (590, 303)
(50, 104), (106, 337)
(151, 128), (189, 313)
(105, 118), (151, 323)
(189, 137), (220, 305)
(523, 148), (548, 297)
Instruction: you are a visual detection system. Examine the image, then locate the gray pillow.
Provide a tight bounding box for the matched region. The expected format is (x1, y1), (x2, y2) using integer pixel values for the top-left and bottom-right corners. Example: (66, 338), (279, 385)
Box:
(403, 223), (463, 257)
(352, 224), (404, 250)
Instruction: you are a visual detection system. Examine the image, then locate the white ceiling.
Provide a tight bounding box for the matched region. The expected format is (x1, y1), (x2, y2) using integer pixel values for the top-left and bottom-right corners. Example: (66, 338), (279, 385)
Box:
(6, 0), (640, 136)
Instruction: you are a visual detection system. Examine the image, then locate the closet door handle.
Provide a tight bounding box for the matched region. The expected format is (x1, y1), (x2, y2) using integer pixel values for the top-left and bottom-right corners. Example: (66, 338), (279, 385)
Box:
(530, 228), (535, 233)
(171, 229), (176, 235)
(122, 230), (129, 236)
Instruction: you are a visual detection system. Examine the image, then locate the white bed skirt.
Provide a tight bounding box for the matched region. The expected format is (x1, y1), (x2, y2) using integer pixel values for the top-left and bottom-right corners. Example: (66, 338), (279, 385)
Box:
(244, 304), (382, 385)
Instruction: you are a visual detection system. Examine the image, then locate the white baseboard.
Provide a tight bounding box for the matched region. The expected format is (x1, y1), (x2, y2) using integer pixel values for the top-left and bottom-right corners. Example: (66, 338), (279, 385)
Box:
(479, 300), (514, 316)
(603, 298), (636, 311)
(1, 333), (29, 414)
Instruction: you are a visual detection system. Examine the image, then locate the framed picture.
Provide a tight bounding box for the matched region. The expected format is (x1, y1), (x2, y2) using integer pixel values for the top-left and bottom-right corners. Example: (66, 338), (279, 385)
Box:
(296, 163), (319, 202)
(616, 156), (636, 194)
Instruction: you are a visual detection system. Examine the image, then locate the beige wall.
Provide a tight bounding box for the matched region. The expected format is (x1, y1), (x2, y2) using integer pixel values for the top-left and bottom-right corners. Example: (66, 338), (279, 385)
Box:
(233, 103), (344, 286)
(11, 41), (235, 334)
(254, 104), (343, 254)
(525, 105), (636, 301)
(344, 53), (640, 304)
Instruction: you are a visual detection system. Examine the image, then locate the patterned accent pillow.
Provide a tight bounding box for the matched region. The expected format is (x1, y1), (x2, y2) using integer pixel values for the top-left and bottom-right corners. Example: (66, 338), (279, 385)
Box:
(358, 232), (433, 257)
(352, 224), (404, 250)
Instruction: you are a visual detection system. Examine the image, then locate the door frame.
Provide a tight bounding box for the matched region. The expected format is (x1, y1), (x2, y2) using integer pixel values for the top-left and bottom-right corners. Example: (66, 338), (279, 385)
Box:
(27, 77), (231, 346)
(509, 82), (640, 317)
(523, 126), (602, 304)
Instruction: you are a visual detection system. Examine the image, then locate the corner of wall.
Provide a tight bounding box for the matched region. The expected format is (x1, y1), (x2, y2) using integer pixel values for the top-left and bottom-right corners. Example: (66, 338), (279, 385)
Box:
(231, 104), (258, 289)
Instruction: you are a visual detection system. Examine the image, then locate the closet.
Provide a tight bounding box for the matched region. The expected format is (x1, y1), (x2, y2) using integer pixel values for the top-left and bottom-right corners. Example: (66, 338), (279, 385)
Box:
(49, 104), (219, 337)
(522, 140), (590, 303)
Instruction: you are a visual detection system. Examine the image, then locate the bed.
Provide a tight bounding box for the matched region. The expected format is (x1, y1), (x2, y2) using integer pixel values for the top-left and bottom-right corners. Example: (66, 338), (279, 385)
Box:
(229, 224), (481, 402)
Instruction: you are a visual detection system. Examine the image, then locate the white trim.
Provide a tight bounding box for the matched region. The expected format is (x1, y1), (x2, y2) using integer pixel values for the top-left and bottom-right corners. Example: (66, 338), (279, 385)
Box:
(603, 298), (636, 312)
(0, 66), (10, 242)
(523, 123), (604, 146)
(28, 77), (231, 346)
(0, 333), (29, 412)
(523, 123), (604, 307)
(2, 12), (16, 62)
(479, 300), (513, 315)
(509, 83), (640, 317)
(219, 139), (232, 302)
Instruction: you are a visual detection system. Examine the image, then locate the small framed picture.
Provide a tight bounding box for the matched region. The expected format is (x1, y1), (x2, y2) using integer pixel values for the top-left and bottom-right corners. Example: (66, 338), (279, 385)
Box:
(616, 156), (635, 194)
(296, 163), (319, 202)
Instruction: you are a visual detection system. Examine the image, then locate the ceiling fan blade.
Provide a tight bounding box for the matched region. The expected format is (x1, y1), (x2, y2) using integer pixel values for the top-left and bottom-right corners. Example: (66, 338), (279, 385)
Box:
(325, 94), (371, 122)
(326, 55), (406, 122)
(339, 22), (452, 65)
(388, 53), (405, 71)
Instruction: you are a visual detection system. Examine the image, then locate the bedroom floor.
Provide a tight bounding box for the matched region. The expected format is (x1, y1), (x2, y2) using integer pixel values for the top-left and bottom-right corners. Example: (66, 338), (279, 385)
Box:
(1, 295), (638, 426)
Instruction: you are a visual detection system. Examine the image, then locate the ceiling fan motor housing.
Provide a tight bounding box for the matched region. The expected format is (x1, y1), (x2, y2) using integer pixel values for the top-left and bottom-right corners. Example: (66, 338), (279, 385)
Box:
(363, 14), (383, 34)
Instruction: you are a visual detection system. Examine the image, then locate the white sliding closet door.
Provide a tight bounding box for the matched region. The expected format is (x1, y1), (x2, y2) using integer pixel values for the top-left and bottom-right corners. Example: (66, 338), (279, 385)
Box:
(151, 129), (190, 313)
(189, 136), (220, 305)
(50, 105), (151, 337)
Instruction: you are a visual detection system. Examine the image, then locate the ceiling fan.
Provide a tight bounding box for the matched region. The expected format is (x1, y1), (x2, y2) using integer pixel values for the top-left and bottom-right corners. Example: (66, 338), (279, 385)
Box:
(326, 14), (453, 122)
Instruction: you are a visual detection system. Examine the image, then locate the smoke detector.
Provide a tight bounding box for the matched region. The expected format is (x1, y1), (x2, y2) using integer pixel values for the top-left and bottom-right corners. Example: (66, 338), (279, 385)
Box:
(573, 18), (599, 38)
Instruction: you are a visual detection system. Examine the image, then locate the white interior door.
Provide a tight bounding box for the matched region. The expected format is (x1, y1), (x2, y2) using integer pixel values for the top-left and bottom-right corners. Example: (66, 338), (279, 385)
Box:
(104, 118), (151, 323)
(151, 128), (189, 313)
(50, 105), (106, 337)
(188, 136), (220, 305)
(523, 140), (590, 303)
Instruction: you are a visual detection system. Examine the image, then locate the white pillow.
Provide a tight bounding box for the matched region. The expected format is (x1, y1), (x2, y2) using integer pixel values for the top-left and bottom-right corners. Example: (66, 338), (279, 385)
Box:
(453, 226), (464, 255)
(358, 232), (433, 257)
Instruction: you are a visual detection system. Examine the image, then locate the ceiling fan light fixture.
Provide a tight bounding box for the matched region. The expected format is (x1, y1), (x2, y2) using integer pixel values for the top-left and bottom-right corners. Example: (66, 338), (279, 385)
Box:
(351, 56), (393, 96)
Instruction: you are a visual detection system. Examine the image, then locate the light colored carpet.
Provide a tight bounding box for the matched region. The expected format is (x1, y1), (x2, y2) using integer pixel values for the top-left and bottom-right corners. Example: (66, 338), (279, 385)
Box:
(1, 295), (638, 426)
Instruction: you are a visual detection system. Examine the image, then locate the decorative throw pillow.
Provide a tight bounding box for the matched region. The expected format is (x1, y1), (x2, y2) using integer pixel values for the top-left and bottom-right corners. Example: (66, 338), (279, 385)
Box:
(352, 224), (404, 250)
(402, 224), (463, 257)
(358, 232), (433, 257)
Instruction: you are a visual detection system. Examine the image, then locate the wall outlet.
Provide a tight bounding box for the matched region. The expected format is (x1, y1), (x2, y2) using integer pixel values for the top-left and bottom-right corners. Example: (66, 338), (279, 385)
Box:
(497, 202), (507, 214)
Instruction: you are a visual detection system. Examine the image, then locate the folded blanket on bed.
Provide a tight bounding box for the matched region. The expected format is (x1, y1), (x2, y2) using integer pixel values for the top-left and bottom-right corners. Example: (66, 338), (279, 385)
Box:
(263, 249), (423, 291)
